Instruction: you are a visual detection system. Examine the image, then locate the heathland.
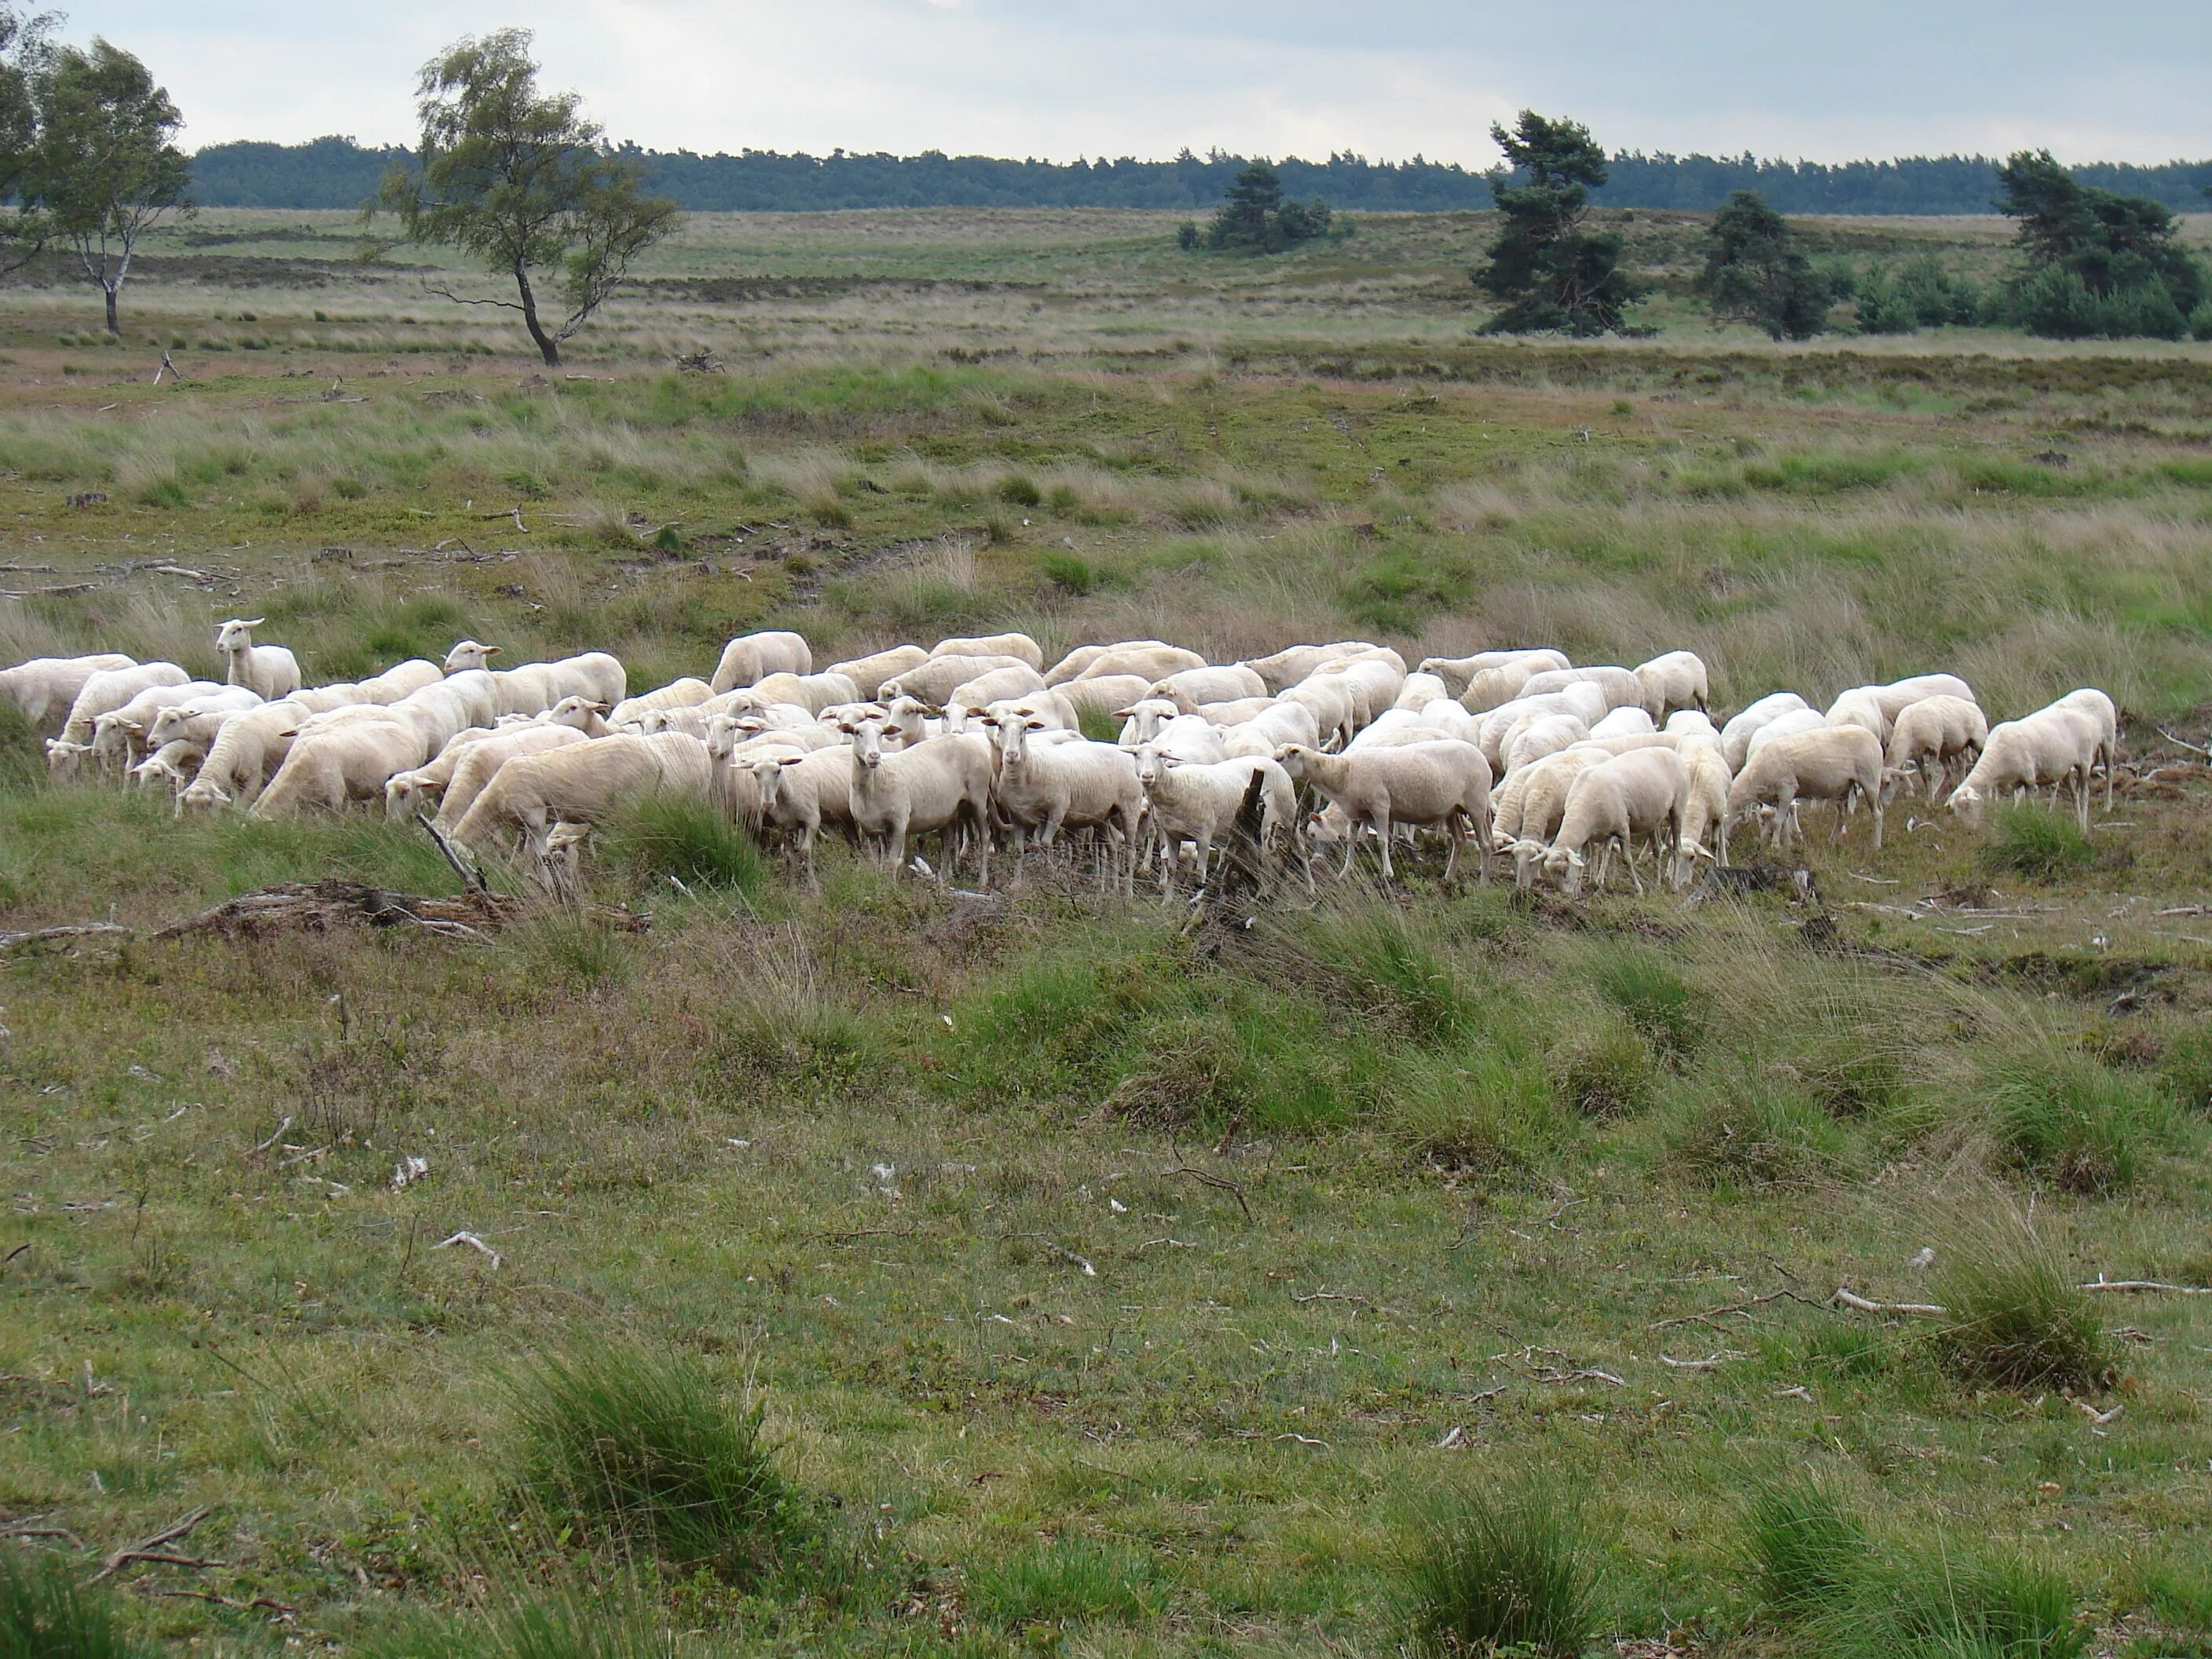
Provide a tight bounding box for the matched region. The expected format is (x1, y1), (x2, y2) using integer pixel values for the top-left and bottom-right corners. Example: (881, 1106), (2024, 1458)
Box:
(0, 206), (2209, 1658)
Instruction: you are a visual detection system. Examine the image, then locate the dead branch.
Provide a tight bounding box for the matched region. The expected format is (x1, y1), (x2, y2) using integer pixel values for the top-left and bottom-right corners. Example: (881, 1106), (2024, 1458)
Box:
(246, 1116), (294, 1157)
(150, 880), (602, 941)
(2154, 727), (2210, 757)
(431, 1230), (503, 1269)
(1648, 1288), (1834, 1331)
(1165, 1156), (1251, 1219)
(93, 1507), (211, 1580)
(1002, 1231), (1096, 1277)
(151, 1589), (295, 1616)
(0, 922), (131, 952)
(416, 814), (489, 895)
(2078, 1278), (2212, 1296)
(1660, 1351), (1743, 1370)
(1832, 1287), (1947, 1317)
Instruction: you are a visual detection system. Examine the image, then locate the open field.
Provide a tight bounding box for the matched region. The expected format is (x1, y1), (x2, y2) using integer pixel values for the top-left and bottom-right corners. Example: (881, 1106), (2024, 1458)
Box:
(2, 209), (2210, 1657)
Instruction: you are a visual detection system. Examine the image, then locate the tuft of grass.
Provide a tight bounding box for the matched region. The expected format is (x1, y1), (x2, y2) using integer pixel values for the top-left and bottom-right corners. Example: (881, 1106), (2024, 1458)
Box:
(602, 795), (765, 895)
(1742, 1472), (1867, 1624)
(965, 1536), (1169, 1628)
(1979, 803), (2094, 879)
(1817, 1551), (2086, 1659)
(1401, 1471), (1601, 1659)
(507, 1346), (814, 1585)
(1667, 1065), (1858, 1190)
(357, 1582), (694, 1659)
(511, 911), (632, 988)
(1075, 703), (1119, 743)
(1551, 1016), (1659, 1118)
(0, 1550), (148, 1659)
(1385, 1051), (1561, 1178)
(1928, 1199), (2114, 1393)
(1983, 1048), (2176, 1194)
(1585, 942), (1705, 1062)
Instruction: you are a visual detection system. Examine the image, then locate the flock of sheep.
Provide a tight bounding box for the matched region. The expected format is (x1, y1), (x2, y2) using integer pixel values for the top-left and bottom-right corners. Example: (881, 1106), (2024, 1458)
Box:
(2, 621), (2120, 897)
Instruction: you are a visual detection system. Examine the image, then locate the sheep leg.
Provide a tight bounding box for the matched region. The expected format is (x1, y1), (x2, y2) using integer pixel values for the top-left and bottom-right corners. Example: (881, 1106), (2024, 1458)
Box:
(1373, 812), (1395, 881)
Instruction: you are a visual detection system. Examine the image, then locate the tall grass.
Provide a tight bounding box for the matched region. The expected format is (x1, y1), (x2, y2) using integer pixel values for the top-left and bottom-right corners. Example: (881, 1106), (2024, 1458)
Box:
(1928, 1198), (2114, 1393)
(507, 1347), (814, 1586)
(1980, 804), (2095, 879)
(0, 1551), (148, 1659)
(1401, 1472), (1601, 1659)
(1983, 1048), (2177, 1194)
(1742, 1472), (1867, 1624)
(602, 795), (766, 895)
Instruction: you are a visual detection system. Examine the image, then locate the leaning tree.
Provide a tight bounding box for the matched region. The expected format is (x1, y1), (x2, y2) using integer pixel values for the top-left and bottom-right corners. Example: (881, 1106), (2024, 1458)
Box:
(378, 29), (679, 365)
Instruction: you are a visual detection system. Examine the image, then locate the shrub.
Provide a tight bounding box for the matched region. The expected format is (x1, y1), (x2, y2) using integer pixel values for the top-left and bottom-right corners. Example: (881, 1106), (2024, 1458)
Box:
(1038, 548), (1098, 595)
(996, 473), (1042, 507)
(508, 1346), (812, 1584)
(966, 1536), (1167, 1628)
(602, 794), (765, 895)
(1979, 804), (2093, 879)
(1928, 1202), (2114, 1392)
(1742, 1472), (1866, 1623)
(1984, 1049), (2174, 1193)
(1386, 1052), (1561, 1177)
(1401, 1471), (1600, 1659)
(1552, 1016), (1660, 1118)
(0, 1552), (148, 1658)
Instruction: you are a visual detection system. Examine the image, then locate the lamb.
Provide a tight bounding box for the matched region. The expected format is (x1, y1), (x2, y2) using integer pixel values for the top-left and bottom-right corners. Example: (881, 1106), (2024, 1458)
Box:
(839, 718), (995, 882)
(994, 716), (1144, 876)
(1727, 725), (1885, 850)
(452, 731), (716, 856)
(1945, 706), (2101, 831)
(1720, 692), (1811, 771)
(1520, 665), (1644, 712)
(746, 744), (855, 885)
(932, 632), (1043, 670)
(609, 677), (713, 729)
(2053, 688), (2119, 808)
(251, 719), (426, 817)
(1417, 647), (1569, 698)
(419, 724), (595, 829)
(1537, 747), (1690, 896)
(1275, 739), (1493, 881)
(1633, 650), (1709, 720)
(1882, 694), (1989, 799)
(174, 699), (316, 813)
(86, 680), (236, 775)
(708, 629), (811, 694)
(1152, 664), (1268, 712)
(214, 620), (302, 701)
(0, 653), (136, 734)
(1071, 643), (1207, 684)
(1133, 746), (1297, 889)
(825, 644), (929, 698)
(129, 738), (206, 795)
(877, 654), (1034, 706)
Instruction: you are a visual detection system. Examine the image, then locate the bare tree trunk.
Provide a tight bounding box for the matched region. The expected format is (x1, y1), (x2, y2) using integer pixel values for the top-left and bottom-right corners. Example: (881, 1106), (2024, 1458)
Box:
(514, 263), (559, 366)
(103, 284), (119, 337)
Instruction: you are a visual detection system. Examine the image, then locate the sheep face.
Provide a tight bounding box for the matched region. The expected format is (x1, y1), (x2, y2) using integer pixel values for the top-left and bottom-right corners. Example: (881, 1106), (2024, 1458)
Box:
(214, 617), (264, 656)
(848, 720), (888, 771)
(176, 778), (230, 816)
(44, 738), (87, 777)
(1945, 783), (1984, 822)
(442, 640), (501, 674)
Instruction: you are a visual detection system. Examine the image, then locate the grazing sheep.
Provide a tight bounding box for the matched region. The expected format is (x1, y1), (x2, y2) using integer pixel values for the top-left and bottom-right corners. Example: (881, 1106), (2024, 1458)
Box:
(214, 620), (302, 701)
(825, 644), (929, 698)
(1459, 661), (1546, 714)
(1745, 708), (1829, 760)
(1521, 665), (1645, 712)
(1152, 664), (1268, 712)
(709, 629), (812, 694)
(2053, 688), (2119, 808)
(1590, 706), (1657, 739)
(1280, 675), (1356, 749)
(1133, 746), (1297, 889)
(1193, 696), (1279, 727)
(0, 654), (137, 734)
(1071, 643), (1207, 685)
(87, 680), (236, 775)
(1728, 725), (1885, 850)
(877, 654), (1033, 707)
(46, 663), (192, 775)
(1053, 673), (1152, 720)
(1883, 694), (1989, 799)
(1475, 688), (1608, 769)
(840, 717), (995, 882)
(932, 632), (1043, 669)
(1633, 650), (1709, 720)
(1493, 747), (1612, 884)
(1502, 712), (1591, 775)
(1044, 642), (1162, 685)
(452, 731), (716, 856)
(1239, 642), (1381, 693)
(1313, 656), (1406, 725)
(355, 659), (446, 704)
(1218, 701), (1322, 760)
(1672, 739), (1734, 885)
(1392, 671), (1452, 712)
(1945, 706), (2102, 831)
(1417, 647), (1569, 698)
(1115, 705), (1227, 764)
(418, 724), (595, 829)
(129, 738), (206, 795)
(1275, 739), (1493, 881)
(174, 698), (317, 813)
(609, 677), (714, 729)
(1826, 673), (1976, 743)
(1719, 692), (1811, 771)
(251, 719), (426, 817)
(944, 665), (1049, 716)
(1538, 747), (1691, 896)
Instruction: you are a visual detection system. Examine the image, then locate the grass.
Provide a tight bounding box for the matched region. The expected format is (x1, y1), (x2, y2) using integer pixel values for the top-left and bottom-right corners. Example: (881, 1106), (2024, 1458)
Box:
(965, 1536), (1170, 1628)
(1982, 803), (2097, 878)
(602, 793), (768, 895)
(1741, 1471), (1867, 1624)
(1928, 1199), (2115, 1393)
(1983, 1048), (2178, 1194)
(1400, 1470), (1601, 1659)
(0, 1551), (147, 1659)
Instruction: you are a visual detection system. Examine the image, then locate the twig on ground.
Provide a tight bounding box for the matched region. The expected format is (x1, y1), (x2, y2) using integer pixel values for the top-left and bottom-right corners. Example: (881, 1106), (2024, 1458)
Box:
(1832, 1287), (1948, 1317)
(0, 922), (132, 952)
(418, 813), (489, 895)
(152, 1589), (295, 1616)
(246, 1116), (294, 1156)
(2155, 727), (2210, 757)
(1648, 1289), (1833, 1330)
(431, 1230), (504, 1269)
(2078, 1278), (2212, 1295)
(93, 1507), (212, 1580)
(1660, 1352), (1744, 1370)
(1002, 1231), (1096, 1276)
(1165, 1155), (1251, 1219)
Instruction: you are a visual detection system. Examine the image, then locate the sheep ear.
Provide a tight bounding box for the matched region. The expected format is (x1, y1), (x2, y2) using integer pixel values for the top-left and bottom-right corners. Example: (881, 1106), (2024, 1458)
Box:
(779, 755), (802, 768)
(1111, 707), (1135, 720)
(485, 645), (503, 655)
(1024, 718), (1046, 731)
(276, 728), (299, 739)
(242, 617), (265, 628)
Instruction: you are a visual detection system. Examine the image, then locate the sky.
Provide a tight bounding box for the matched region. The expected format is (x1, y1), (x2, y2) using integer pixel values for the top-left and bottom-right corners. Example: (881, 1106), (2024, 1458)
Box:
(46, 0), (2212, 165)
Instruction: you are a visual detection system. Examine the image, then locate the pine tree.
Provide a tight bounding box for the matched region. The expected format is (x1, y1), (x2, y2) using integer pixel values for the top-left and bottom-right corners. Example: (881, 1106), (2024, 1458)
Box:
(1701, 190), (1830, 340)
(1474, 111), (1645, 335)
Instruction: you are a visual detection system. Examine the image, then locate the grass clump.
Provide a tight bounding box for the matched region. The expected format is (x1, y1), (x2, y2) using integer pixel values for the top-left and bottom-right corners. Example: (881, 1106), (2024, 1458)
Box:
(602, 795), (765, 895)
(1741, 1472), (1866, 1624)
(1979, 803), (2095, 879)
(1928, 1200), (2114, 1393)
(1667, 1065), (1858, 1190)
(508, 1346), (814, 1586)
(1386, 1051), (1561, 1178)
(358, 1582), (699, 1659)
(1401, 1471), (1600, 1659)
(1551, 1016), (1659, 1118)
(1817, 1552), (2086, 1659)
(1584, 942), (1705, 1062)
(0, 1551), (148, 1659)
(966, 1536), (1168, 1628)
(1984, 1048), (2175, 1193)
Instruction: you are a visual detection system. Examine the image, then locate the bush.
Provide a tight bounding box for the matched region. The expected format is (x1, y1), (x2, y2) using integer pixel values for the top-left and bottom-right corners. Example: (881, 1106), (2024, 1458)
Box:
(2192, 302), (2212, 342)
(1979, 804), (2093, 879)
(508, 1347), (814, 1584)
(1742, 1473), (1866, 1624)
(1552, 1016), (1660, 1118)
(1401, 1472), (1600, 1659)
(966, 1536), (1167, 1628)
(1038, 548), (1098, 595)
(1386, 1051), (1561, 1177)
(0, 1551), (148, 1659)
(1984, 1049), (2174, 1194)
(1928, 1203), (2114, 1392)
(603, 794), (765, 895)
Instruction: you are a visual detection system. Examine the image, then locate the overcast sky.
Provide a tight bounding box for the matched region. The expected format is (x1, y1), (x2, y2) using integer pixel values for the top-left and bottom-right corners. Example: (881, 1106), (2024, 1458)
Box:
(50, 1), (2212, 165)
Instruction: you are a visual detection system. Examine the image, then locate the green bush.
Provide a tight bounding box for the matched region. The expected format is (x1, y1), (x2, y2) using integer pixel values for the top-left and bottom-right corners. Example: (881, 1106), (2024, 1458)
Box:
(1401, 1472), (1601, 1659)
(996, 473), (1042, 507)
(0, 1552), (148, 1657)
(1929, 1204), (2114, 1393)
(508, 1347), (813, 1584)
(1741, 1472), (1866, 1624)
(966, 1536), (1168, 1628)
(1979, 804), (2093, 879)
(1385, 1051), (1561, 1177)
(1822, 1552), (2086, 1659)
(1984, 1049), (2174, 1193)
(1038, 548), (1098, 595)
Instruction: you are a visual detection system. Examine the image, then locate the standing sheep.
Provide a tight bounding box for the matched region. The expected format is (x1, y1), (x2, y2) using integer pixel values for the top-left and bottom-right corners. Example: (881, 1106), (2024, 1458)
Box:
(1274, 740), (1493, 882)
(1539, 747), (1690, 896)
(1883, 694), (1989, 799)
(214, 620), (302, 701)
(839, 718), (995, 884)
(0, 654), (137, 735)
(1727, 725), (1885, 850)
(709, 630), (812, 694)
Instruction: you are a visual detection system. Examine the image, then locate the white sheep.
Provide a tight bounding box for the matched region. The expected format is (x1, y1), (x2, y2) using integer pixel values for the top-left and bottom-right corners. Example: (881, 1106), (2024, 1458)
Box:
(2053, 688), (2119, 808)
(746, 744), (855, 885)
(1882, 694), (1989, 799)
(1502, 712), (1591, 775)
(1417, 647), (1569, 698)
(840, 717), (995, 882)
(214, 620), (302, 701)
(1392, 672), (1452, 712)
(418, 724), (595, 829)
(1634, 650), (1710, 720)
(0, 654), (136, 734)
(1521, 665), (1645, 712)
(932, 632), (1043, 669)
(1070, 643), (1207, 685)
(609, 677), (714, 730)
(355, 659), (445, 704)
(1590, 707), (1657, 739)
(995, 716), (1144, 878)
(1053, 673), (1152, 720)
(1240, 641), (1382, 693)
(1945, 706), (2101, 831)
(46, 663), (191, 776)
(1275, 739), (1493, 882)
(1280, 676), (1356, 749)
(129, 738), (207, 796)
(945, 665), (1048, 716)
(1673, 739), (1733, 885)
(825, 644), (929, 698)
(452, 731), (717, 856)
(1152, 664), (1268, 712)
(87, 680), (235, 775)
(1493, 747), (1611, 884)
(1719, 692), (1811, 771)
(1537, 747), (1690, 895)
(1218, 701), (1321, 760)
(251, 719), (426, 817)
(877, 653), (1034, 706)
(1133, 746), (1296, 890)
(1045, 641), (1156, 685)
(174, 699), (316, 814)
(1745, 708), (1829, 760)
(1313, 656), (1406, 726)
(1728, 725), (1884, 850)
(709, 629), (812, 694)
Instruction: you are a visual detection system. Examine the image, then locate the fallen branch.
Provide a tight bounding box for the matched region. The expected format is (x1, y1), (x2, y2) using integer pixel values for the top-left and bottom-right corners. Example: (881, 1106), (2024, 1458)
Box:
(2155, 726), (2210, 758)
(1165, 1157), (1251, 1220)
(152, 1589), (295, 1616)
(1660, 1351), (1743, 1370)
(246, 1116), (294, 1157)
(93, 1507), (211, 1580)
(417, 813), (489, 895)
(2078, 1278), (2212, 1296)
(0, 922), (131, 952)
(431, 1230), (503, 1269)
(1832, 1287), (1947, 1317)
(1003, 1231), (1096, 1277)
(1649, 1289), (1833, 1331)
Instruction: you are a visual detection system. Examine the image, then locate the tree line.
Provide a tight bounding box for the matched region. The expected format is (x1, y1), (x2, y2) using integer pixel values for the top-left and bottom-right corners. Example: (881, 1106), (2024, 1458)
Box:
(183, 135), (2212, 218)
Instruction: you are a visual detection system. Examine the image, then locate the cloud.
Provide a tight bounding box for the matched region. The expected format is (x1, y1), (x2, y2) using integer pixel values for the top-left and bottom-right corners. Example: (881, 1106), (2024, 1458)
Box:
(57, 0), (2212, 163)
